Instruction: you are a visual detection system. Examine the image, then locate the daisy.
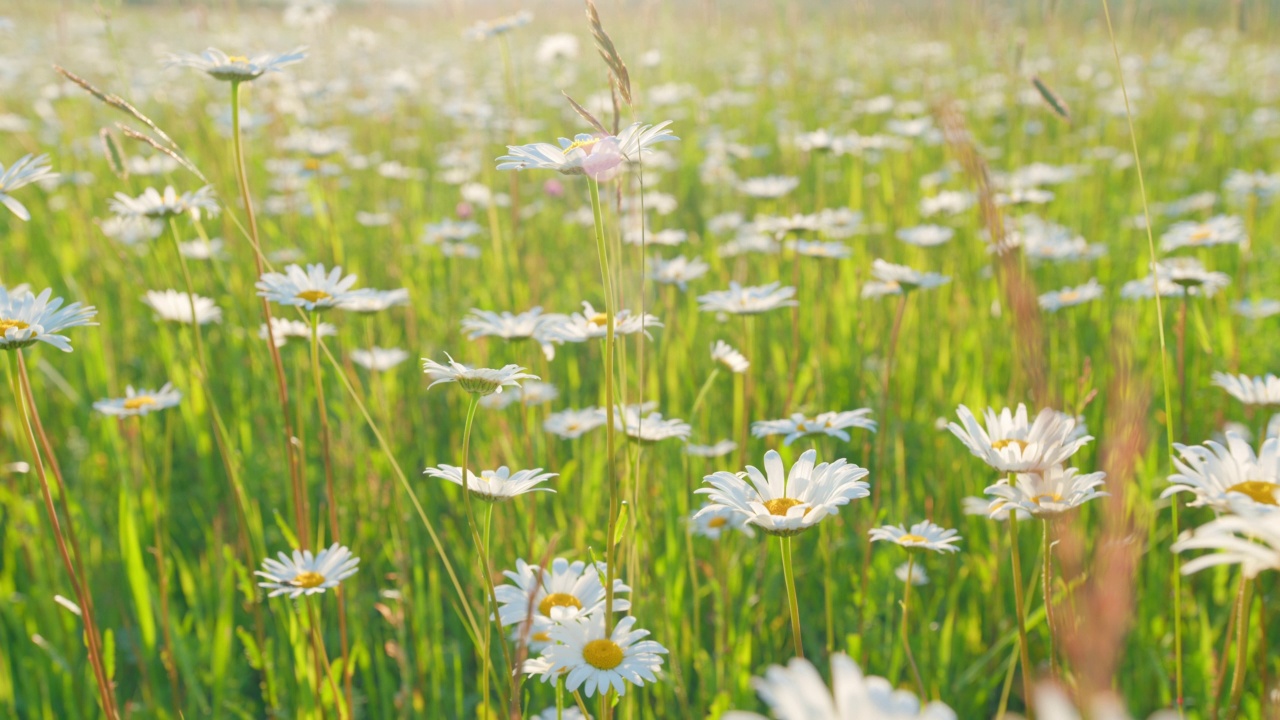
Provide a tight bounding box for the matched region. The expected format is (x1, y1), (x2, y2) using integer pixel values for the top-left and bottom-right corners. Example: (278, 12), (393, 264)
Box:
(517, 381), (559, 406)
(686, 440), (739, 458)
(351, 347), (409, 372)
(93, 383), (182, 417)
(862, 259), (951, 298)
(461, 307), (566, 361)
(545, 407), (608, 439)
(920, 190), (975, 217)
(721, 653), (956, 720)
(99, 215), (166, 246)
(257, 263), (362, 312)
(711, 340), (749, 373)
(895, 225), (954, 248)
(422, 353), (537, 396)
(1164, 433), (1280, 512)
(1212, 372), (1280, 406)
(736, 175), (800, 198)
(542, 302), (661, 343)
(752, 410), (878, 445)
(984, 465), (1108, 517)
(142, 289), (222, 325)
(1160, 215), (1247, 252)
(0, 287), (97, 352)
(616, 406), (692, 444)
(338, 288), (409, 313)
(948, 404), (1092, 474)
(165, 47), (307, 82)
(179, 238), (226, 260)
(256, 543), (359, 598)
(496, 122), (678, 177)
(896, 562), (930, 586)
(1173, 508), (1280, 578)
(533, 707), (588, 720)
(260, 317), (335, 348)
(0, 154), (57, 221)
(423, 465), (556, 501)
(465, 10), (533, 40)
(962, 495), (1030, 521)
(649, 255), (710, 290)
(870, 520), (962, 553)
(109, 186), (220, 220)
(787, 240), (852, 259)
(495, 558), (629, 649)
(690, 503), (755, 539)
(1234, 299), (1280, 320)
(696, 449), (871, 536)
(531, 614), (667, 698)
(1039, 279), (1104, 312)
(697, 282), (798, 315)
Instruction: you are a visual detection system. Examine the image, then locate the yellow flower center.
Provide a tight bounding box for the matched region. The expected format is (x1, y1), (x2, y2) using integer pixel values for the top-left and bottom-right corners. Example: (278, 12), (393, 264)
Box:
(763, 497), (804, 516)
(291, 571), (326, 589)
(532, 631), (551, 642)
(296, 290), (332, 303)
(992, 438), (1029, 452)
(588, 312), (609, 326)
(123, 396), (157, 411)
(1032, 493), (1063, 506)
(1189, 226), (1213, 242)
(227, 55), (250, 64)
(1226, 481), (1279, 506)
(582, 638), (625, 670)
(1059, 290), (1079, 302)
(0, 319), (29, 332)
(565, 137), (601, 152)
(708, 516), (729, 529)
(899, 534), (928, 544)
(538, 592), (583, 617)
(305, 158), (323, 171)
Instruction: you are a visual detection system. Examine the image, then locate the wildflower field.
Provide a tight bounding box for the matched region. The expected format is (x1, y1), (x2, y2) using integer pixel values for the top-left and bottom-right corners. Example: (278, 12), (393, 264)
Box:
(2, 0), (1280, 717)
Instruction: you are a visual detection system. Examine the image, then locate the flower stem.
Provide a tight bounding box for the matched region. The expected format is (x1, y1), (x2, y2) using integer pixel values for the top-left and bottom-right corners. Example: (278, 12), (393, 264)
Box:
(901, 554), (926, 699)
(1042, 519), (1059, 679)
(306, 596), (345, 719)
(590, 178), (621, 637)
(779, 535), (804, 659)
(1226, 575), (1253, 719)
(1008, 511), (1035, 717)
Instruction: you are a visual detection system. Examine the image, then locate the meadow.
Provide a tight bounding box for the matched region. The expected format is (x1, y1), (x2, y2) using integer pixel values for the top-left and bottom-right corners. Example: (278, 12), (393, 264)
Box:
(0, 0), (1278, 717)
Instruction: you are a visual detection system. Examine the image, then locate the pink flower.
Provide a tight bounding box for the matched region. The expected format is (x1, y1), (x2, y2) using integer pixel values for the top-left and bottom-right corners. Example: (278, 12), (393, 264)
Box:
(455, 201), (474, 220)
(582, 137), (624, 181)
(543, 179), (565, 197)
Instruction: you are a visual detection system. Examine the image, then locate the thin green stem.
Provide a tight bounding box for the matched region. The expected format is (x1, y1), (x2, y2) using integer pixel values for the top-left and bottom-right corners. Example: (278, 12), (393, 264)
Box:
(1226, 576), (1252, 719)
(590, 179), (621, 637)
(1042, 519), (1059, 680)
(780, 535), (804, 659)
(901, 554), (926, 699)
(1008, 511), (1034, 717)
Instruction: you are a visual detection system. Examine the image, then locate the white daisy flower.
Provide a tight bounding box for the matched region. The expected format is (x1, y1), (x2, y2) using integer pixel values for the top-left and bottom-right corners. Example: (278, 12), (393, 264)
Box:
(99, 215), (166, 246)
(542, 302), (661, 343)
(1212, 372), (1280, 406)
(862, 259), (951, 298)
(423, 465), (556, 501)
(256, 263), (362, 312)
(461, 307), (566, 362)
(109, 186), (220, 220)
(752, 410), (878, 445)
(1173, 508), (1280, 578)
(93, 383), (182, 417)
(256, 543), (359, 598)
(690, 503), (755, 539)
(0, 154), (57, 221)
(1163, 433), (1280, 512)
(338, 288), (409, 313)
(1160, 215), (1247, 252)
(686, 440), (739, 458)
(165, 47), (307, 82)
(179, 237), (226, 260)
(984, 465), (1108, 517)
(698, 281), (798, 315)
(466, 10), (533, 40)
(896, 562), (930, 586)
(962, 495), (1030, 521)
(495, 558), (629, 651)
(615, 406), (692, 444)
(517, 380), (559, 406)
(895, 225), (954, 248)
(711, 340), (749, 373)
(496, 122), (678, 177)
(721, 652), (957, 720)
(142, 289), (222, 325)
(422, 353), (537, 396)
(1234, 299), (1280, 320)
(737, 175), (800, 198)
(1038, 279), (1104, 312)
(650, 255), (710, 290)
(696, 449), (871, 536)
(530, 614), (667, 698)
(0, 287), (97, 352)
(350, 347), (409, 372)
(869, 520), (962, 553)
(545, 407), (608, 439)
(260, 317), (335, 348)
(948, 404), (1092, 474)
(533, 706), (589, 720)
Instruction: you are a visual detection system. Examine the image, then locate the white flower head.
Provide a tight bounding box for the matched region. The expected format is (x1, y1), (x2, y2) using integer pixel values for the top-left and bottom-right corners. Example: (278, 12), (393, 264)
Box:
(256, 543), (359, 598)
(1173, 509), (1280, 579)
(260, 317), (335, 347)
(257, 263), (362, 312)
(0, 287), (97, 352)
(529, 614), (667, 698)
(109, 186), (220, 221)
(423, 353), (537, 396)
(495, 558), (629, 652)
(351, 347), (409, 372)
(0, 154), (58, 221)
(424, 464), (556, 501)
(650, 255), (710, 290)
(711, 340), (749, 373)
(1164, 433), (1280, 513)
(497, 122), (678, 178)
(984, 465), (1108, 518)
(462, 307), (566, 361)
(616, 405), (691, 444)
(1039, 279), (1104, 312)
(862, 259), (951, 298)
(948, 404), (1092, 473)
(165, 47), (307, 82)
(142, 290), (222, 325)
(869, 520), (962, 553)
(543, 302), (661, 343)
(338, 288), (409, 314)
(689, 503), (755, 539)
(1212, 372), (1280, 407)
(752, 410), (877, 445)
(93, 383), (182, 417)
(545, 407), (608, 439)
(698, 281), (798, 315)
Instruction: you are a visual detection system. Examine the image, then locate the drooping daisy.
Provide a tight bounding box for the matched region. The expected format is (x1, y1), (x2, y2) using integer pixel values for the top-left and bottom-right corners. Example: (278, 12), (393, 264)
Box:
(142, 289), (222, 325)
(686, 440), (739, 458)
(495, 558), (629, 650)
(260, 317), (335, 347)
(862, 259), (951, 298)
(530, 614), (667, 698)
(422, 353), (537, 396)
(109, 186), (220, 220)
(542, 302), (661, 343)
(696, 449), (871, 536)
(256, 263), (362, 312)
(1164, 433), (1280, 512)
(690, 503), (755, 539)
(870, 520), (962, 553)
(948, 404), (1091, 474)
(165, 47), (307, 82)
(615, 406), (692, 444)
(423, 464), (556, 501)
(752, 410), (878, 445)
(711, 340), (749, 373)
(93, 383), (182, 417)
(338, 288), (409, 313)
(1160, 215), (1247, 252)
(1038, 279), (1104, 312)
(649, 255), (710, 290)
(461, 307), (566, 361)
(984, 465), (1108, 517)
(697, 281), (798, 315)
(545, 407), (609, 439)
(351, 347), (410, 372)
(721, 653), (957, 720)
(1173, 508), (1280, 578)
(0, 287), (98, 352)
(496, 122), (678, 177)
(0, 154), (57, 221)
(256, 543), (359, 598)
(1211, 372), (1280, 407)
